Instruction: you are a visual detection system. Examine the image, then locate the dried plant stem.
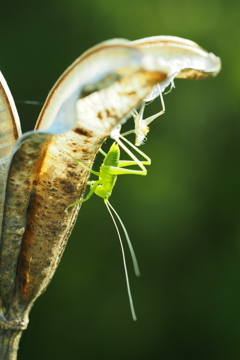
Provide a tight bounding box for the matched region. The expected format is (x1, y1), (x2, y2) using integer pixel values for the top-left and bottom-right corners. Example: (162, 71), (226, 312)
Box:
(0, 329), (22, 360)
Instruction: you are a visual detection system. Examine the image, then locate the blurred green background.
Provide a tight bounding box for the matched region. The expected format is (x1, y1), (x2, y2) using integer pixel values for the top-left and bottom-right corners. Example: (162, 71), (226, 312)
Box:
(1, 0), (240, 359)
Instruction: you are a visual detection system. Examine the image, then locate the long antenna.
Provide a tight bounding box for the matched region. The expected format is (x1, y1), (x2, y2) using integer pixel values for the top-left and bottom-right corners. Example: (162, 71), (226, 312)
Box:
(108, 201), (140, 276)
(105, 201), (137, 321)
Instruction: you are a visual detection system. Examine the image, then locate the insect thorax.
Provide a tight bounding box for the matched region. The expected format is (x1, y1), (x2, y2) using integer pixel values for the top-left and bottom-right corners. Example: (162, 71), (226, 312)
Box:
(97, 170), (117, 199)
(94, 184), (112, 200)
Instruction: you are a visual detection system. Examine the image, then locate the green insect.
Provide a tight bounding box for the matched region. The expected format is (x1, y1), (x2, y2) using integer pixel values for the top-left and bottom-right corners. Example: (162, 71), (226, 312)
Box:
(65, 134), (151, 320)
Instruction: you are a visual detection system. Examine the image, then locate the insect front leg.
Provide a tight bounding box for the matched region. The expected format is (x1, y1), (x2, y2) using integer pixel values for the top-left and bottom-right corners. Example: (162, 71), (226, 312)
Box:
(73, 158), (100, 177)
(65, 180), (101, 213)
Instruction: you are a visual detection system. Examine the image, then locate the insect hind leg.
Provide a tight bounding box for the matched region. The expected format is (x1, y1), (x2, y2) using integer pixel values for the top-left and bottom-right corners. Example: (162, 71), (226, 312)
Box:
(143, 84), (165, 126)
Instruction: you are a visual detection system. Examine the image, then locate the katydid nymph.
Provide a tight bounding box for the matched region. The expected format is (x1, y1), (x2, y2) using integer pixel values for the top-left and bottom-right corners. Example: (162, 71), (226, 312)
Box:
(65, 134), (151, 320)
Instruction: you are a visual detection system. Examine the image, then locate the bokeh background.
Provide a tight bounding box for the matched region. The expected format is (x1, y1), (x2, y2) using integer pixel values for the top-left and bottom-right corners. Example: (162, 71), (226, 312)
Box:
(1, 0), (240, 359)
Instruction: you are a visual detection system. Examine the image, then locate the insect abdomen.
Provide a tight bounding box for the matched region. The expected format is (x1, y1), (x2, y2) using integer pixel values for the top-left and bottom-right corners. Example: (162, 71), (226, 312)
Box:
(95, 142), (119, 199)
(103, 142), (120, 167)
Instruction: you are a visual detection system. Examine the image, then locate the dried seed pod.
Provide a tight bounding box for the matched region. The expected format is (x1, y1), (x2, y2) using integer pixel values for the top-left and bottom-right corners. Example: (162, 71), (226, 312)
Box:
(130, 35), (221, 100)
(0, 73), (21, 157)
(0, 73), (21, 235)
(0, 40), (169, 328)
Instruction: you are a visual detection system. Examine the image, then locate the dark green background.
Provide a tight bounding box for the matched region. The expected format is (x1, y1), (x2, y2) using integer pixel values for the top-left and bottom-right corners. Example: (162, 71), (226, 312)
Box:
(1, 0), (239, 359)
